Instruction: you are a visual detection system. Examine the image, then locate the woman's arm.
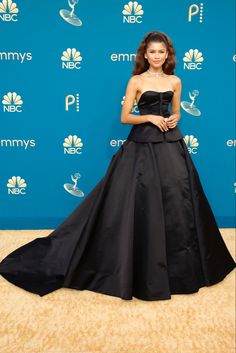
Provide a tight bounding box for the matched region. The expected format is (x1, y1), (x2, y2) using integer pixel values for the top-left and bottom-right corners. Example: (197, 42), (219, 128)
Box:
(120, 76), (152, 125)
(167, 76), (182, 128)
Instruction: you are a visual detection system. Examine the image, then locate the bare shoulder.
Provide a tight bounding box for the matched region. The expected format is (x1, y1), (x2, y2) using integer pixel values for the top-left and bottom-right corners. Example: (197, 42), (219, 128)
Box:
(126, 75), (141, 94)
(127, 74), (140, 85)
(167, 75), (182, 93)
(169, 74), (182, 85)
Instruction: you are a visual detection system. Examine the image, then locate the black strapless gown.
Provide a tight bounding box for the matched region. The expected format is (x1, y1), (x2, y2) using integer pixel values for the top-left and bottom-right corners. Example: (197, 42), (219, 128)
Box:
(0, 90), (235, 301)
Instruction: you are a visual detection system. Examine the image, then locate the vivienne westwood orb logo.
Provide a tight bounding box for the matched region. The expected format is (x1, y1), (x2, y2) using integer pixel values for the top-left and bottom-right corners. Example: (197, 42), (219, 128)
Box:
(183, 49), (204, 70)
(59, 0), (82, 26)
(2, 92), (23, 112)
(64, 172), (84, 197)
(122, 1), (144, 24)
(184, 135), (199, 154)
(0, 0), (19, 22)
(61, 48), (82, 69)
(63, 134), (83, 154)
(7, 176), (27, 194)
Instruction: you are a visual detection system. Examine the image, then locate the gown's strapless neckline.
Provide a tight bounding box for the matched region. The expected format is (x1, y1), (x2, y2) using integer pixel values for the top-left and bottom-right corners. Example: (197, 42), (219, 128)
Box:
(137, 90), (174, 105)
(127, 89), (180, 142)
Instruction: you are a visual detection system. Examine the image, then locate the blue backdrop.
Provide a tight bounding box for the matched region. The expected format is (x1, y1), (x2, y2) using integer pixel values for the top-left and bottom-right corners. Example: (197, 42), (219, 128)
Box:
(0, 0), (235, 229)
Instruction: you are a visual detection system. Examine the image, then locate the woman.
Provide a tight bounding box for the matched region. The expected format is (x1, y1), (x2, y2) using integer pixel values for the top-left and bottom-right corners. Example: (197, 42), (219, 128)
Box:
(0, 31), (235, 301)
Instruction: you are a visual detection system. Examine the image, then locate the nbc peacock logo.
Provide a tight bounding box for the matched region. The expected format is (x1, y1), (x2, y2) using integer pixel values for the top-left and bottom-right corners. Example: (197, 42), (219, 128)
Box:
(2, 92), (23, 112)
(7, 176), (27, 195)
(61, 48), (82, 70)
(122, 1), (144, 24)
(184, 135), (199, 154)
(183, 49), (204, 70)
(63, 134), (83, 154)
(0, 0), (19, 22)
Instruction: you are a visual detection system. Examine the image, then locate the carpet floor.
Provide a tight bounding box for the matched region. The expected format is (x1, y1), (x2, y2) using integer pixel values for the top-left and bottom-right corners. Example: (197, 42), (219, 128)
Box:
(0, 229), (235, 353)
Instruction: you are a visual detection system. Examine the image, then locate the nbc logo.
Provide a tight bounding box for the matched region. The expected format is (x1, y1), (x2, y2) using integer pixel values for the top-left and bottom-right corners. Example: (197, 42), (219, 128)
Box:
(61, 48), (82, 69)
(122, 1), (144, 24)
(7, 176), (27, 195)
(63, 134), (83, 154)
(183, 135), (199, 154)
(2, 92), (23, 112)
(0, 0), (19, 22)
(183, 49), (204, 70)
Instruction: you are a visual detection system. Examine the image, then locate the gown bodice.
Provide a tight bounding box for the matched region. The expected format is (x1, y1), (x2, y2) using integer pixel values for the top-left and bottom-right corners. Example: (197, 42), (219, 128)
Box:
(127, 90), (183, 142)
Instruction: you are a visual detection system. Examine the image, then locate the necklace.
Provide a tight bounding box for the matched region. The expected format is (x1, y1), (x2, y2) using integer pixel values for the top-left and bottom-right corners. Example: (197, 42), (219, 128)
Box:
(146, 69), (165, 77)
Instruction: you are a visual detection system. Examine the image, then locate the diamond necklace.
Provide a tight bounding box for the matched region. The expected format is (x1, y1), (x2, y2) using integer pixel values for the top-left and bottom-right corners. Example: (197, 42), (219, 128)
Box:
(146, 69), (164, 77)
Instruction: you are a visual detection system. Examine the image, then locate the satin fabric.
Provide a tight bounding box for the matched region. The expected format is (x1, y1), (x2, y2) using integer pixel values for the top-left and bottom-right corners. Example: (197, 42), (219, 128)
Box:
(0, 91), (235, 300)
(127, 90), (183, 142)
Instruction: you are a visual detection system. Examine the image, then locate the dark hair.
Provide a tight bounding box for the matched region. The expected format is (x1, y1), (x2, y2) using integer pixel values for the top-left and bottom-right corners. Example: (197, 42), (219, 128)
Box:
(132, 31), (176, 75)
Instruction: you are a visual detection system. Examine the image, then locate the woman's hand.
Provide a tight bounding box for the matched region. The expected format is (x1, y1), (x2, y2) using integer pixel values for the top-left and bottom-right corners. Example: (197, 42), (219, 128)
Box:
(148, 115), (169, 132)
(166, 114), (179, 129)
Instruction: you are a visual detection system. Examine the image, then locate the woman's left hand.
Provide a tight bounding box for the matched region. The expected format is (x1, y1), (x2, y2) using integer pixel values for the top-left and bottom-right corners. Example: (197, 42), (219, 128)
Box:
(166, 115), (179, 129)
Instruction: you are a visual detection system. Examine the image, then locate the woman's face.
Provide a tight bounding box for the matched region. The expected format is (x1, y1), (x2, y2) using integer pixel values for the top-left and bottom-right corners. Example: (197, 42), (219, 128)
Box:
(144, 41), (168, 69)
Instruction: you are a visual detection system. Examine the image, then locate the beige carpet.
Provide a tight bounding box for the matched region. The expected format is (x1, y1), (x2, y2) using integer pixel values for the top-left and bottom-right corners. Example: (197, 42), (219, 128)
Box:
(0, 229), (235, 353)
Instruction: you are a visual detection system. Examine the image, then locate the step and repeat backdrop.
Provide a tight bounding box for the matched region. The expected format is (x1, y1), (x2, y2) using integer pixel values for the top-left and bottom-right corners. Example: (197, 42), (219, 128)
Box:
(0, 0), (235, 229)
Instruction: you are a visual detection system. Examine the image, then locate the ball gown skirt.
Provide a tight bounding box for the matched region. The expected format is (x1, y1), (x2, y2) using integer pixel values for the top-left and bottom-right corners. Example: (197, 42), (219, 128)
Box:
(0, 90), (235, 301)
